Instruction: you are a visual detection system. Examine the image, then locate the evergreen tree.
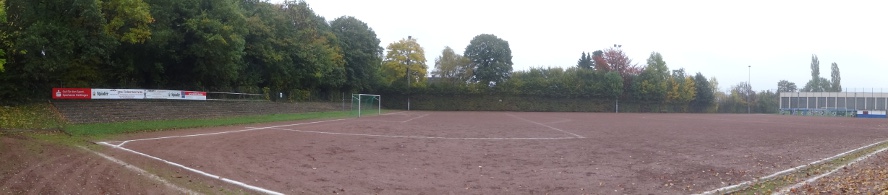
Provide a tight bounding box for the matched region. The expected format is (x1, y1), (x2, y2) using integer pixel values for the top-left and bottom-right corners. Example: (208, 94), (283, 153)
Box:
(577, 52), (593, 69)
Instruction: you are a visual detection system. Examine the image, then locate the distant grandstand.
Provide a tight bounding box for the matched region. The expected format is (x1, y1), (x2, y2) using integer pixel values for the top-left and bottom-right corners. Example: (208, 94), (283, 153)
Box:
(779, 91), (888, 118)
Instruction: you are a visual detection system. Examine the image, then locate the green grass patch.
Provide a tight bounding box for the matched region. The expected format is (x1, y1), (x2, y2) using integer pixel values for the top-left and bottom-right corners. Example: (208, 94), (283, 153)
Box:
(729, 140), (888, 194)
(64, 110), (357, 137)
(0, 103), (64, 130)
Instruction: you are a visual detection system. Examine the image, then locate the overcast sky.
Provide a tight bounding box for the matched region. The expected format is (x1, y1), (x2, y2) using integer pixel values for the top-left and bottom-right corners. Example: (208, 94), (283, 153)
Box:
(269, 0), (887, 92)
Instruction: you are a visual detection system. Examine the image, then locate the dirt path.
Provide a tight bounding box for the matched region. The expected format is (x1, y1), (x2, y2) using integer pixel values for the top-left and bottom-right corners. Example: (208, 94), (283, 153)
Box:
(0, 133), (185, 194)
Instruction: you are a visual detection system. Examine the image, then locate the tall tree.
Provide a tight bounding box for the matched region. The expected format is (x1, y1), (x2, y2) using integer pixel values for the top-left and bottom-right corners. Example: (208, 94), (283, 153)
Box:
(830, 62), (841, 92)
(591, 50), (608, 71)
(240, 0), (295, 94)
(690, 72), (714, 112)
(667, 68), (695, 110)
(777, 80), (797, 92)
(433, 46), (471, 84)
(0, 0), (6, 72)
(576, 52), (593, 69)
(603, 46), (640, 99)
(802, 54), (830, 92)
(3, 0), (117, 88)
(101, 0), (155, 87)
(464, 34), (513, 86)
(283, 1), (346, 97)
(381, 37), (427, 88)
(730, 82), (756, 113)
(102, 0), (154, 44)
(810, 54), (819, 82)
(605, 47), (639, 76)
(181, 0), (247, 90)
(637, 52), (669, 102)
(331, 16), (382, 92)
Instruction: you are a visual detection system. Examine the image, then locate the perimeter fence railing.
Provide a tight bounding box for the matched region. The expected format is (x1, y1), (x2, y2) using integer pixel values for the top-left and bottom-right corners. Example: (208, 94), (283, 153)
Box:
(207, 92), (267, 101)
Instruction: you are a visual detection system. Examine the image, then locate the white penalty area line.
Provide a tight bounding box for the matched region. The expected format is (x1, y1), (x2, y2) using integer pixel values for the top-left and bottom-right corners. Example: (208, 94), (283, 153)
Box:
(105, 118), (348, 147)
(77, 146), (200, 194)
(382, 111), (408, 115)
(98, 142), (284, 195)
(506, 114), (585, 138)
(695, 139), (888, 195)
(266, 127), (579, 140)
(355, 113), (430, 123)
(400, 113), (428, 123)
(776, 145), (888, 195)
(78, 146), (199, 195)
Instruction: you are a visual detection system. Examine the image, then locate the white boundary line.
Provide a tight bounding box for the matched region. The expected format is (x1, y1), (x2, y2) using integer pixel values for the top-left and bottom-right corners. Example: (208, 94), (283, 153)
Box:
(506, 114), (585, 138)
(269, 127), (580, 140)
(109, 119), (347, 147)
(352, 113), (430, 123)
(79, 146), (199, 194)
(399, 113), (428, 123)
(695, 139), (888, 195)
(98, 142), (284, 195)
(382, 111), (407, 115)
(776, 146), (888, 194)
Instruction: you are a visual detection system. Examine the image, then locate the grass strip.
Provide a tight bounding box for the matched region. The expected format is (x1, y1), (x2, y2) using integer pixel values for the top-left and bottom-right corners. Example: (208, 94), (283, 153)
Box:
(64, 111), (358, 137)
(729, 140), (888, 194)
(0, 103), (64, 130)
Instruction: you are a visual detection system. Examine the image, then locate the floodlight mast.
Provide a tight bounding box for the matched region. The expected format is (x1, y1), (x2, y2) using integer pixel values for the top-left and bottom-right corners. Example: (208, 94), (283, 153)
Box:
(406, 36), (412, 111)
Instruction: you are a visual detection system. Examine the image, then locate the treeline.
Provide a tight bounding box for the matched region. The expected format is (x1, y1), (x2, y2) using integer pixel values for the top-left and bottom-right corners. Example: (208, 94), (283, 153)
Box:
(405, 45), (719, 113)
(0, 0), (384, 102)
(0, 0), (778, 113)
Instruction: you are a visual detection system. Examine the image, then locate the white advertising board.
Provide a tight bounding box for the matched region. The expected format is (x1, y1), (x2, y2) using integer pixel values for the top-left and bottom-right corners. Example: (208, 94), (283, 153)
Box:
(91, 89), (146, 99)
(145, 90), (184, 100)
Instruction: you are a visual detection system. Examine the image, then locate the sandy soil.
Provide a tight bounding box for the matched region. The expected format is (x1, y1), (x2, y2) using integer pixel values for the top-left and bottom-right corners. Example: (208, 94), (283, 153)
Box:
(0, 133), (185, 194)
(3, 112), (888, 194)
(100, 112), (888, 194)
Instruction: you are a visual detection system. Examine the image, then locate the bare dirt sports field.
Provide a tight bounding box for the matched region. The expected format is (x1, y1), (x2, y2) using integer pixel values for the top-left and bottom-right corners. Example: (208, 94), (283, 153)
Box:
(87, 111), (888, 194)
(5, 111), (888, 194)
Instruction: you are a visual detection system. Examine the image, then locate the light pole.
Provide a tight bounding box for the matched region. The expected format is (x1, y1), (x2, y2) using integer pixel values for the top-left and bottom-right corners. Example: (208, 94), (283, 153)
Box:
(747, 65), (751, 114)
(406, 36), (412, 111)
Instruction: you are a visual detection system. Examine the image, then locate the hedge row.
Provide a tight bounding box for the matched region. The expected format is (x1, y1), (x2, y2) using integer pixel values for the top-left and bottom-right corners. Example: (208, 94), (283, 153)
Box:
(381, 94), (686, 113)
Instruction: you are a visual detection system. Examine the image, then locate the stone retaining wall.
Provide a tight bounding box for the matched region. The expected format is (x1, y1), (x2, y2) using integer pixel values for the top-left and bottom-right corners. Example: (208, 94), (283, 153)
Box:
(52, 100), (345, 124)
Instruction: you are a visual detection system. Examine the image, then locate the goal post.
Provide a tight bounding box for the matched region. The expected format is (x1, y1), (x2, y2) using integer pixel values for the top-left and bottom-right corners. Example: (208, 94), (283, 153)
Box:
(351, 94), (381, 117)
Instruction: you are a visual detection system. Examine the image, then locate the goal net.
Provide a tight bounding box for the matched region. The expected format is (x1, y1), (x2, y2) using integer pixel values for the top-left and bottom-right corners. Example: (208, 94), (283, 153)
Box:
(351, 94), (381, 117)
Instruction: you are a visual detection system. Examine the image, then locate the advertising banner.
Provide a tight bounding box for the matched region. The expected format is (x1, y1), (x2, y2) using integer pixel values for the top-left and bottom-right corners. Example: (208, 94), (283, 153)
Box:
(91, 89), (146, 99)
(183, 91), (207, 100)
(145, 90), (184, 100)
(52, 88), (91, 99)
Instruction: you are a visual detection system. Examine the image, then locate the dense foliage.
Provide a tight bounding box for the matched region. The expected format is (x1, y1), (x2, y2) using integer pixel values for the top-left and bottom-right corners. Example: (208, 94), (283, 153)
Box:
(0, 0), (359, 102)
(0, 0), (785, 113)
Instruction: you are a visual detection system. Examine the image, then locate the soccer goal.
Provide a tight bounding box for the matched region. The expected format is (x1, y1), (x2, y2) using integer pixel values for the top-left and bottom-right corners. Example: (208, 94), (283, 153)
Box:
(351, 94), (381, 117)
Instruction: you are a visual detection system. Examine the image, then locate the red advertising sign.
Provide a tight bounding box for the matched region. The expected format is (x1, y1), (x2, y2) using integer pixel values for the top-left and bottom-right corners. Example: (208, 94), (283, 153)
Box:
(52, 88), (92, 99)
(183, 91), (207, 100)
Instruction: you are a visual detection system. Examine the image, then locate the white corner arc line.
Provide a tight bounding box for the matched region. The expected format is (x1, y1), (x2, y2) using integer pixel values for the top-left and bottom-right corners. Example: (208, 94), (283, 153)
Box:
(79, 146), (199, 194)
(272, 127), (578, 140)
(695, 139), (888, 195)
(98, 142), (284, 195)
(111, 118), (347, 147)
(776, 146), (888, 195)
(506, 114), (584, 138)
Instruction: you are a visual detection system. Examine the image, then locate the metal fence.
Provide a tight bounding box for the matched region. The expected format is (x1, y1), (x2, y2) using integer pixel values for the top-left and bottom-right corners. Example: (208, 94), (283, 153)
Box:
(779, 89), (888, 111)
(206, 92), (266, 101)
